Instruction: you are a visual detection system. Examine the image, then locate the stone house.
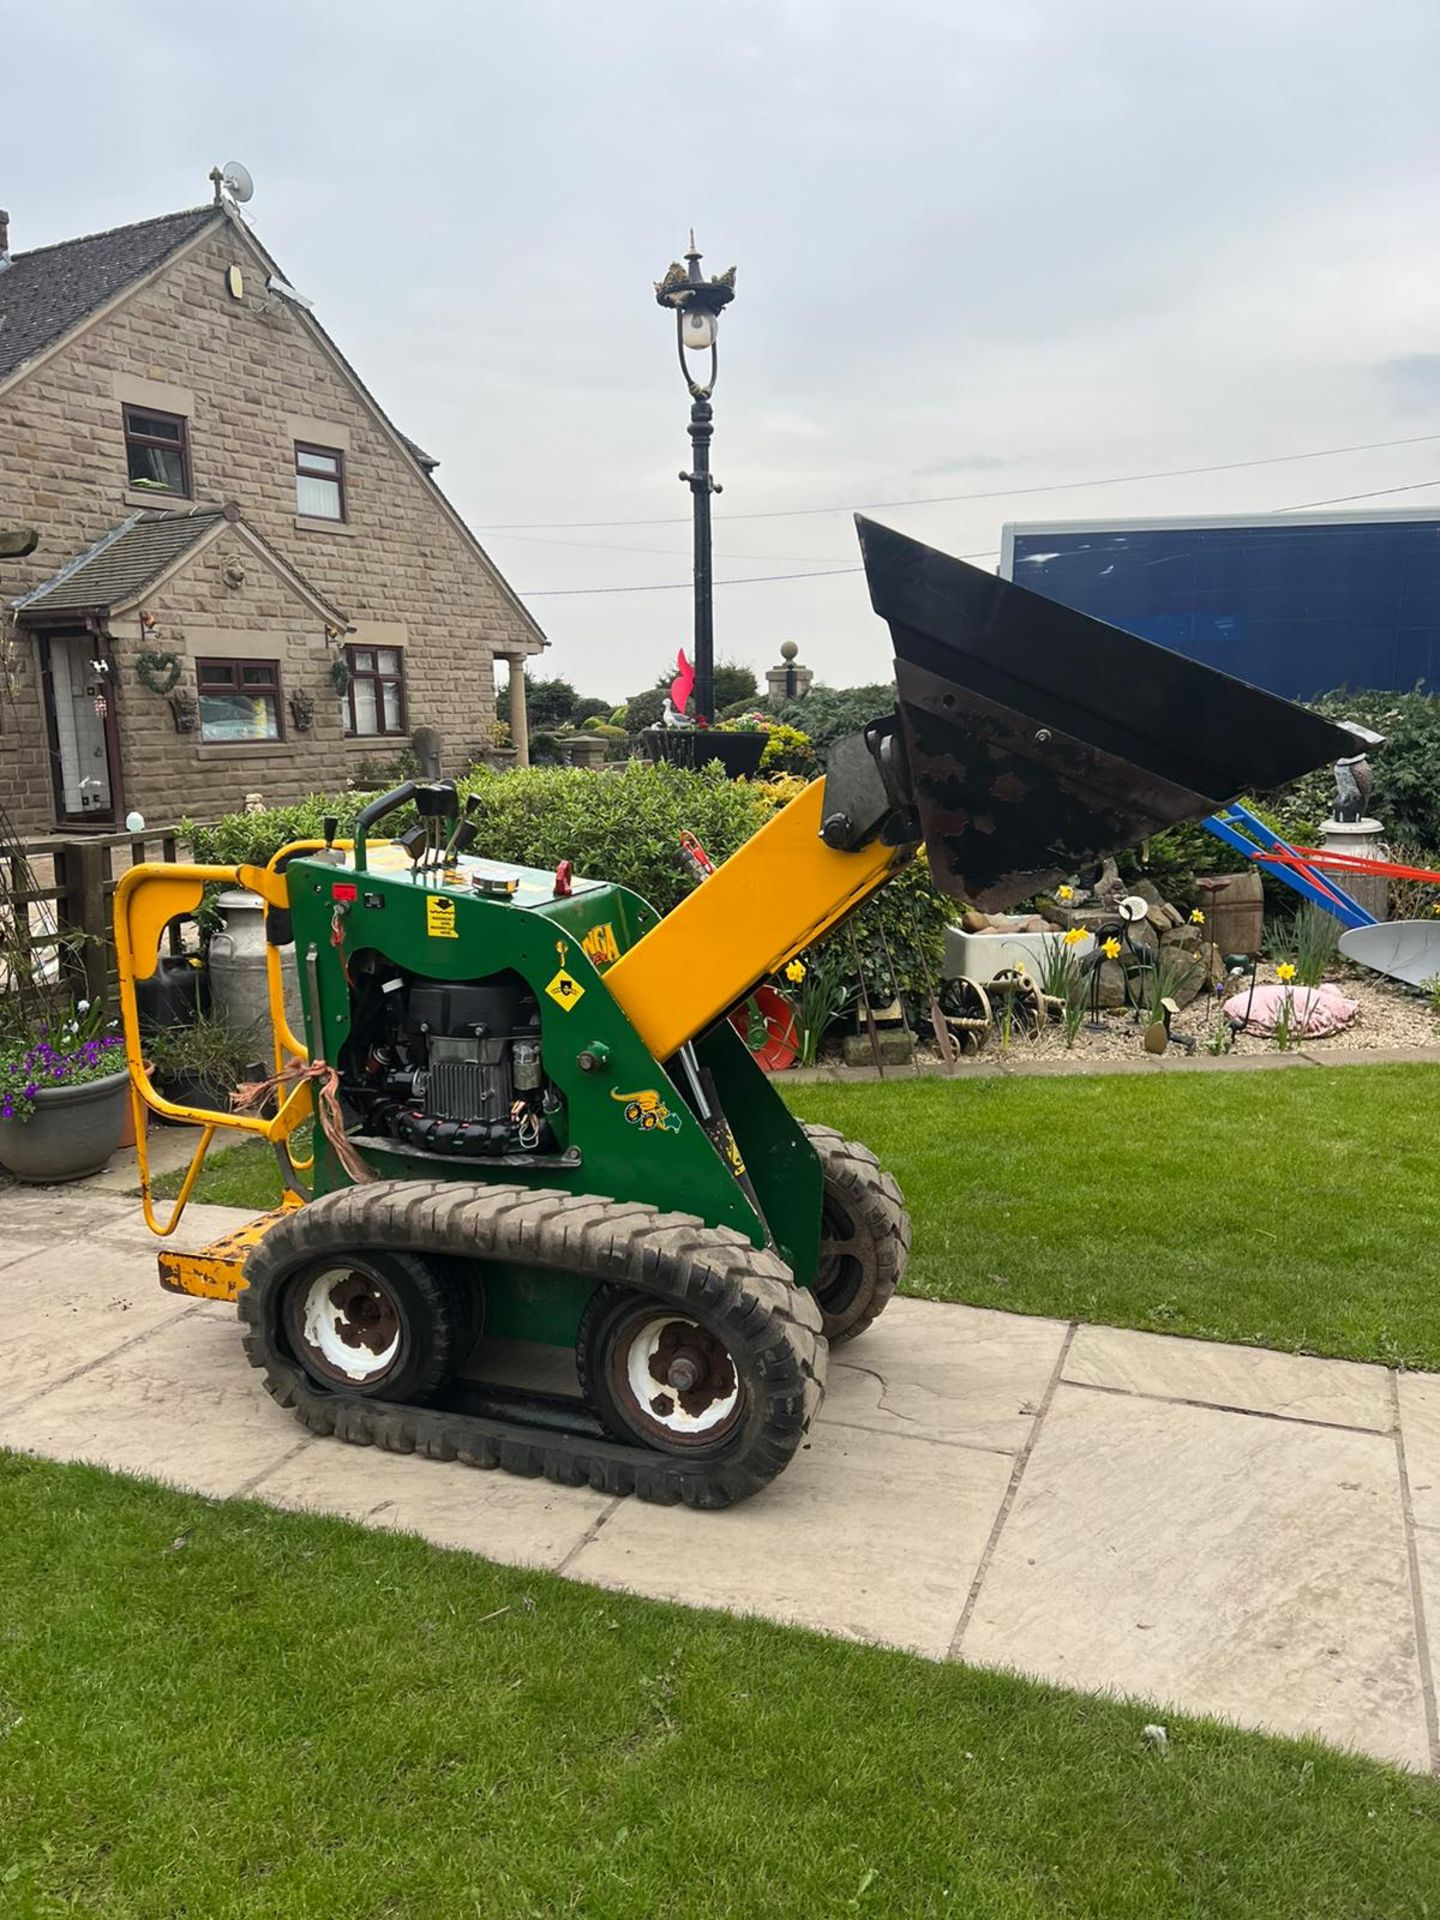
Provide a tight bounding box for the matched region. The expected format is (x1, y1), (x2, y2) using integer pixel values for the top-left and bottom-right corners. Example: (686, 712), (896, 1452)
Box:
(0, 194), (543, 838)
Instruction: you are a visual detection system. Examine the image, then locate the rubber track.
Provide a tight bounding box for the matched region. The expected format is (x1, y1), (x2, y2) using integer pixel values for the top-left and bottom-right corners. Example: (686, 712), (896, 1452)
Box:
(801, 1122), (912, 1342)
(238, 1181), (827, 1510)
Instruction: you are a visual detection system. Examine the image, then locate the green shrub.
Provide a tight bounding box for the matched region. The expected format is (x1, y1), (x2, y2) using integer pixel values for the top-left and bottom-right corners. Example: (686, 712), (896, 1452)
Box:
(766, 684), (894, 757)
(842, 858), (951, 1016)
(453, 762), (766, 913)
(186, 762), (953, 1017)
(623, 688), (665, 733)
(758, 724), (817, 776)
(1290, 687), (1440, 856)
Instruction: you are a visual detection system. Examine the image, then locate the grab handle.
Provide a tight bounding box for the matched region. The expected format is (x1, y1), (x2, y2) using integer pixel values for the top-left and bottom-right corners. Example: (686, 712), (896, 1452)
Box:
(353, 781), (417, 871)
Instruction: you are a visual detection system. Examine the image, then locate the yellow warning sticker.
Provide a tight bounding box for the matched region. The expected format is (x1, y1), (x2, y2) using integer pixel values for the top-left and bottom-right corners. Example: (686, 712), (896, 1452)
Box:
(426, 896), (459, 939)
(545, 968), (585, 1012)
(581, 921), (621, 969)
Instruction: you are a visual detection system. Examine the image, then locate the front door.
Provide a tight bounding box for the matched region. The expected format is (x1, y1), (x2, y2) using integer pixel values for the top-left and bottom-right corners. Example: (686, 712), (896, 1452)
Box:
(43, 634), (119, 824)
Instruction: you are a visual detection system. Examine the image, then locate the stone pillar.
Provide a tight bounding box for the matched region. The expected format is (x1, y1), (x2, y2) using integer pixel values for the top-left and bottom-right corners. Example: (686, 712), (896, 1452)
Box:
(765, 639), (813, 704)
(1317, 816), (1388, 922)
(506, 654), (530, 769)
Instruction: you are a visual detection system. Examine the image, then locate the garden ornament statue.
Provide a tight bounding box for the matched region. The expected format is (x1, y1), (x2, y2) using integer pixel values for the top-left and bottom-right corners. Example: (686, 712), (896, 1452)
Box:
(1332, 752), (1373, 824)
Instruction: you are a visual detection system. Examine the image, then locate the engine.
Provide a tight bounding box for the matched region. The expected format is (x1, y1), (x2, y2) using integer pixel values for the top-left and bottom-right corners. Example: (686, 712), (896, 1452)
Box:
(341, 964), (558, 1158)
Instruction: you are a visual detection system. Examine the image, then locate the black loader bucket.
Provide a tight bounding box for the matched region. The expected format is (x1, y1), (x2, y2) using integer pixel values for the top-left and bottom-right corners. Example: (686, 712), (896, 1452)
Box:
(858, 516), (1357, 911)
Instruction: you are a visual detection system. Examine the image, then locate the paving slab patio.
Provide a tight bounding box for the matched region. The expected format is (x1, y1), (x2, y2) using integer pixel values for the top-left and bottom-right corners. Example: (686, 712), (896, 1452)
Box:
(1, 1184), (1437, 1774)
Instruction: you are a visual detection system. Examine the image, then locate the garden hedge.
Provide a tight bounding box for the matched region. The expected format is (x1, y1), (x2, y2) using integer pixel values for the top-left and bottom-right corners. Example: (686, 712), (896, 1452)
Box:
(184, 761), (948, 1011)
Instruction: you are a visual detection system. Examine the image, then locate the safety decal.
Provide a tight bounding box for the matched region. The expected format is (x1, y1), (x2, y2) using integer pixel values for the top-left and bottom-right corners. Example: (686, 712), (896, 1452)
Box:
(545, 968), (586, 1011)
(426, 896), (459, 939)
(581, 921), (621, 969)
(611, 1087), (681, 1134)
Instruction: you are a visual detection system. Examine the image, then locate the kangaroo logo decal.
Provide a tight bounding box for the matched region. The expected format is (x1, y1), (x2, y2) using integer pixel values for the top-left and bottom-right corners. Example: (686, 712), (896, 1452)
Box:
(611, 1087), (681, 1134)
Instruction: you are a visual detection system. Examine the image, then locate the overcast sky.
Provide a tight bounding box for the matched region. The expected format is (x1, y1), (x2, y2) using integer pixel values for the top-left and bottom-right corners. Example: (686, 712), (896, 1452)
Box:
(7, 0), (1439, 702)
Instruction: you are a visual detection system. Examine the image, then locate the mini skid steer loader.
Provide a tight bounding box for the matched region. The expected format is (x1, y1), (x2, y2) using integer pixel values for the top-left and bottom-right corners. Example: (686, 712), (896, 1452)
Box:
(115, 521), (1354, 1507)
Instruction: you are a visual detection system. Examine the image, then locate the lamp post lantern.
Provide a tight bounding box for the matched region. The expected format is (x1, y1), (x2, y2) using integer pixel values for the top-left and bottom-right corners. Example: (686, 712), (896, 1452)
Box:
(654, 233), (736, 726)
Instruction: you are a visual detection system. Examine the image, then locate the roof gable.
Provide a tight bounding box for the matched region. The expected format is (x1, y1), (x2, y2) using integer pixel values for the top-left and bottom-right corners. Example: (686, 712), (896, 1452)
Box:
(0, 200), (543, 650)
(0, 208), (220, 383)
(11, 503), (347, 627)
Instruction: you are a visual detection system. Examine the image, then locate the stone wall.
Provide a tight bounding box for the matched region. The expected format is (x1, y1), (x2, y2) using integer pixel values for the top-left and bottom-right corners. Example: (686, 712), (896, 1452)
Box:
(0, 212), (542, 834)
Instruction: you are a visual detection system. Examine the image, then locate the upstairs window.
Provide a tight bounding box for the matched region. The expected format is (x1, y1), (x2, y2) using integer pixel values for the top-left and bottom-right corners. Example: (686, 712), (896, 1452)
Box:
(124, 406), (190, 496)
(295, 442), (346, 520)
(196, 658), (283, 743)
(345, 645), (406, 737)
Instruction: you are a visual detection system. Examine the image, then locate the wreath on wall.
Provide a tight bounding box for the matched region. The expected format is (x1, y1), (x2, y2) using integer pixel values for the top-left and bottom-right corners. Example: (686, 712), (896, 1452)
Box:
(136, 649), (183, 696)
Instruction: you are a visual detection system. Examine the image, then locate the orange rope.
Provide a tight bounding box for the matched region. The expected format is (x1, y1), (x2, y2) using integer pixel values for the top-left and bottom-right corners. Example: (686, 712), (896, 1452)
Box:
(231, 1060), (376, 1185)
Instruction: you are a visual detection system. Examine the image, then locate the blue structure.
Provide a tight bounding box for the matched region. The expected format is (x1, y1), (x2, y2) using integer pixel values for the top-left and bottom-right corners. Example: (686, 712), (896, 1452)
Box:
(1001, 511), (1440, 701)
(1203, 802), (1376, 930)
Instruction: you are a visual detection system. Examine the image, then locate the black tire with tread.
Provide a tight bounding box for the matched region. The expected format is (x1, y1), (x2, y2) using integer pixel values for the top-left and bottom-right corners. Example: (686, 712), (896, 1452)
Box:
(239, 1180), (827, 1509)
(801, 1122), (910, 1342)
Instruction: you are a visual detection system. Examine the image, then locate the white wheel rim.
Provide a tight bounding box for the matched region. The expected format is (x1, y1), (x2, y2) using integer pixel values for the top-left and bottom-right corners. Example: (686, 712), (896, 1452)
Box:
(620, 1315), (742, 1440)
(294, 1267), (402, 1385)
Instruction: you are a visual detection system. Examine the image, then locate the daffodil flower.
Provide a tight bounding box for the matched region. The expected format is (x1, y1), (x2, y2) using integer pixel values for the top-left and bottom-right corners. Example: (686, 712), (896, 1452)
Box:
(785, 959), (806, 984)
(1190, 909), (1205, 925)
(1276, 961), (1296, 983)
(1056, 885), (1074, 902)
(1102, 937), (1121, 960)
(1062, 926), (1087, 947)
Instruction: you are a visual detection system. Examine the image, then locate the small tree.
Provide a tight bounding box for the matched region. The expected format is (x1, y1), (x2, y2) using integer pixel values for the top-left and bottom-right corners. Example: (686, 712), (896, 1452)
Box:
(624, 687), (666, 733)
(650, 657), (758, 715)
(497, 673), (579, 732)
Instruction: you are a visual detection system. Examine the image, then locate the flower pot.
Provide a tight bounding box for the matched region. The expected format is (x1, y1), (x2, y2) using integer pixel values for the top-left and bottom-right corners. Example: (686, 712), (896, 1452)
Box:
(154, 1071), (236, 1125)
(641, 729), (767, 779)
(0, 1069), (130, 1183)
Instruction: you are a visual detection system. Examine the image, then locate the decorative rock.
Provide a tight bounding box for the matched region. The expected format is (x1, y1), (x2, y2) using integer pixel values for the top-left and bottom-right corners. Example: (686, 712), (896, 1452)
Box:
(960, 908), (990, 933)
(1161, 903), (1185, 928)
(1160, 924), (1202, 951)
(1093, 959), (1129, 1009)
(1133, 880), (1165, 908)
(842, 1028), (914, 1067)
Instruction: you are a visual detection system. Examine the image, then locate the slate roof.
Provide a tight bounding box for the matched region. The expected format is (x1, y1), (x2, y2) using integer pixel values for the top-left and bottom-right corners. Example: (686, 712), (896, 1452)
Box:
(11, 503), (345, 626)
(0, 208), (220, 383)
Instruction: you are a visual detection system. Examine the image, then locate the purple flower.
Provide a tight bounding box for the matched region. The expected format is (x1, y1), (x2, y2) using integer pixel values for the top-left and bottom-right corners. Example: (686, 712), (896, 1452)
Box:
(23, 1082), (37, 1099)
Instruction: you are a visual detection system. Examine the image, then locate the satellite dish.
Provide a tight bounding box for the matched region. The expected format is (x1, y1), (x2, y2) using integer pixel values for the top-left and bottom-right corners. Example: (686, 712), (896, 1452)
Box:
(221, 161), (254, 204)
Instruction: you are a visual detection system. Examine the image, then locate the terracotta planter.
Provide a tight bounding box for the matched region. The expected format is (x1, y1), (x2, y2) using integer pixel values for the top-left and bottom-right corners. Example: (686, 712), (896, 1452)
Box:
(0, 1069), (129, 1183)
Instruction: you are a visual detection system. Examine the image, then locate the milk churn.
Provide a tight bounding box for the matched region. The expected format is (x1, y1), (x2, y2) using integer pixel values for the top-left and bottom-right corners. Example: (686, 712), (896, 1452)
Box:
(208, 890), (302, 1048)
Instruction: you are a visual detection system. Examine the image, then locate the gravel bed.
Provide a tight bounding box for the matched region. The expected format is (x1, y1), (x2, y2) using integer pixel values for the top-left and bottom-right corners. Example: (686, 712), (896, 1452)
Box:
(977, 963), (1440, 1063)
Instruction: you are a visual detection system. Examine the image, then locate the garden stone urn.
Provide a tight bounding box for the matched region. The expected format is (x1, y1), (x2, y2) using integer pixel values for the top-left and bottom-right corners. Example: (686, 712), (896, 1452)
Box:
(0, 1070), (129, 1182)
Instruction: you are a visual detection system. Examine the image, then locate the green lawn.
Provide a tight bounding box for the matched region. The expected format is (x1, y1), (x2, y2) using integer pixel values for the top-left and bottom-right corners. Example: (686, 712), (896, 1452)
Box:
(2, 1453), (1436, 1919)
(154, 1064), (1440, 1370)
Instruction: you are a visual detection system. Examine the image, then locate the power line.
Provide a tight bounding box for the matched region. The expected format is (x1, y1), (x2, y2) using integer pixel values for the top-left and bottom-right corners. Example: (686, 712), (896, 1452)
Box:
(483, 526), (854, 564)
(1273, 476), (1440, 512)
(521, 551), (1000, 598)
(521, 564), (864, 599)
(518, 474), (1440, 598)
(482, 429), (1440, 531)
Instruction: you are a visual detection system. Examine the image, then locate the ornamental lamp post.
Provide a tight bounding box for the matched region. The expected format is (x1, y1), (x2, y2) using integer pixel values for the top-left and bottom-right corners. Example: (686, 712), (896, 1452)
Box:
(654, 233), (736, 726)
